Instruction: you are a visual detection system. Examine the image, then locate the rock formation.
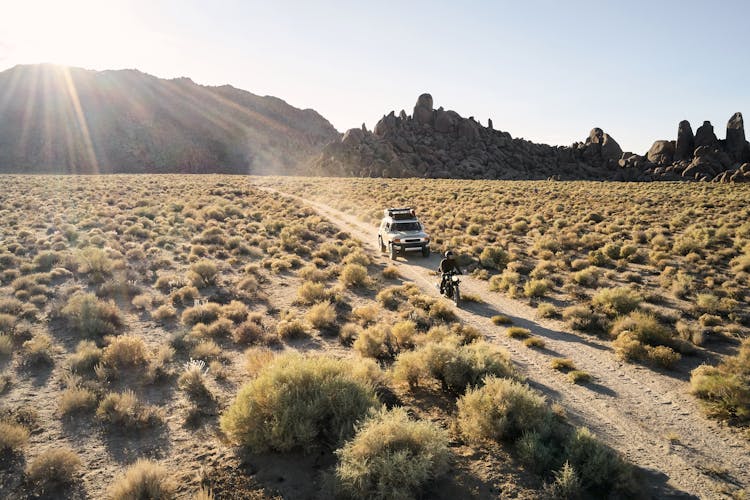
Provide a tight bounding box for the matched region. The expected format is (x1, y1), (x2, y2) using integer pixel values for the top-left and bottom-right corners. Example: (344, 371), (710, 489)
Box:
(309, 93), (749, 183)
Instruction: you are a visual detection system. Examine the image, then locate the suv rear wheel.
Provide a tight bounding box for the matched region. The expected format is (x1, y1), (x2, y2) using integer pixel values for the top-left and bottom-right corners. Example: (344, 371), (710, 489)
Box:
(389, 243), (397, 260)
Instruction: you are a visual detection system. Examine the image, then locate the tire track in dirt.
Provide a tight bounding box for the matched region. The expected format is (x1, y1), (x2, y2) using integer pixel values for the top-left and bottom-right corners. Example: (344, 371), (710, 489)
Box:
(262, 186), (749, 498)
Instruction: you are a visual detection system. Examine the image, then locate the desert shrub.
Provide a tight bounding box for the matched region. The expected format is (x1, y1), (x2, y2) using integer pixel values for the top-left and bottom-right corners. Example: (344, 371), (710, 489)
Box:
(96, 390), (161, 430)
(178, 359), (211, 401)
(450, 323), (482, 344)
(571, 267), (599, 287)
(22, 333), (55, 366)
(392, 340), (514, 393)
(479, 246), (509, 270)
(77, 247), (113, 281)
(32, 250), (60, 271)
(220, 353), (380, 452)
(544, 461), (582, 500)
(646, 345), (681, 369)
(524, 337), (546, 349)
(339, 263), (369, 288)
(382, 265), (400, 279)
(220, 300), (249, 323)
(550, 358), (576, 371)
(102, 335), (150, 369)
(695, 293), (720, 314)
(25, 447), (81, 491)
(429, 300), (456, 322)
(204, 318), (234, 338)
(232, 320), (265, 345)
(457, 376), (551, 442)
(61, 292), (122, 337)
(609, 311), (671, 346)
(339, 322), (361, 346)
(352, 303), (381, 325)
(297, 281), (329, 304)
(562, 305), (608, 335)
(334, 407), (450, 499)
(0, 420), (29, 454)
(276, 318), (309, 339)
(353, 323), (397, 360)
(699, 313), (722, 327)
(0, 334), (12, 356)
(592, 287), (642, 317)
(170, 285), (199, 306)
(564, 427), (634, 493)
(690, 338), (750, 424)
(306, 301), (337, 329)
(491, 314), (513, 325)
(191, 340), (222, 360)
(108, 459), (176, 500)
(59, 386), (98, 415)
(506, 326), (531, 339)
(524, 278), (550, 298)
(568, 370), (592, 384)
(536, 303), (558, 319)
(181, 302), (222, 326)
(391, 320), (417, 348)
(188, 259), (219, 288)
(152, 304), (177, 322)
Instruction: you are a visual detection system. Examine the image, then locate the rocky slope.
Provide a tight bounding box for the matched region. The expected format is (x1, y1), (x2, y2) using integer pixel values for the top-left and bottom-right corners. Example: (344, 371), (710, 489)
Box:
(0, 64), (339, 174)
(308, 93), (750, 182)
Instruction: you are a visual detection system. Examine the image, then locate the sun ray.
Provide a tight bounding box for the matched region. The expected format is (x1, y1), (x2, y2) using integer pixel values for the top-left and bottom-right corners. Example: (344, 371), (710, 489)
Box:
(60, 66), (99, 173)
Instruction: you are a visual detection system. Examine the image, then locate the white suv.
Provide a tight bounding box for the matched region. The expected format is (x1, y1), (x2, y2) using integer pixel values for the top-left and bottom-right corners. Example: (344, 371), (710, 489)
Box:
(378, 208), (430, 260)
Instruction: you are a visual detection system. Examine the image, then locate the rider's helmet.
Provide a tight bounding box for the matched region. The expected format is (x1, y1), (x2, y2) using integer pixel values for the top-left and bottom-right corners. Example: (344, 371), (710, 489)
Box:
(445, 250), (454, 258)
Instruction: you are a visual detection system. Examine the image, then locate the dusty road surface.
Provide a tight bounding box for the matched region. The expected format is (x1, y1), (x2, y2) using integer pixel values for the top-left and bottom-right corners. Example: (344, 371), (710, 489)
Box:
(262, 185), (750, 499)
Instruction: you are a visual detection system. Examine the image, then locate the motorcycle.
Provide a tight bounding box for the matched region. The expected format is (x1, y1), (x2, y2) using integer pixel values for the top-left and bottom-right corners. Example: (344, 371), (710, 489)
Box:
(439, 270), (461, 306)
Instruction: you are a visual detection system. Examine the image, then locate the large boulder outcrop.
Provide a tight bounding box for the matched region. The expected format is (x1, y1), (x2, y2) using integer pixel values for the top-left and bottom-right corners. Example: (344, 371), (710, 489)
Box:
(413, 93), (434, 125)
(726, 112), (749, 162)
(647, 140), (676, 165)
(695, 121), (718, 148)
(675, 120), (695, 161)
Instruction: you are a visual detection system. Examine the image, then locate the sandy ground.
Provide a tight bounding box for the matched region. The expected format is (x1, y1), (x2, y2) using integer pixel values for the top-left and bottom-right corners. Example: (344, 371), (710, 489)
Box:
(264, 185), (750, 499)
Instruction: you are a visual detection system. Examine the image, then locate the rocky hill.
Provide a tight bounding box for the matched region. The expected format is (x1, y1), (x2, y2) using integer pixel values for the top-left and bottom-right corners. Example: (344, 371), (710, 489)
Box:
(0, 64), (339, 174)
(308, 93), (750, 182)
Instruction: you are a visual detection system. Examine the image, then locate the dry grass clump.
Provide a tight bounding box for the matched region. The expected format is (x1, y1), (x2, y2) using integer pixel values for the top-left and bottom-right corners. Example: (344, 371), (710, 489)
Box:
(506, 326), (531, 339)
(491, 314), (513, 325)
(550, 358), (576, 372)
(276, 318), (309, 339)
(296, 281), (330, 304)
(351, 303), (381, 325)
(0, 333), (12, 357)
(339, 263), (369, 288)
(610, 311), (682, 368)
(220, 353), (380, 452)
(25, 447), (81, 492)
(591, 287), (642, 317)
(690, 338), (750, 425)
(108, 459), (176, 500)
(567, 370), (592, 384)
(61, 292), (122, 337)
(59, 386), (98, 415)
(306, 301), (337, 330)
(523, 337), (546, 349)
(190, 340), (222, 360)
(102, 334), (150, 369)
(21, 333), (55, 366)
(68, 340), (103, 374)
(392, 340), (514, 393)
(457, 376), (551, 442)
(188, 259), (219, 288)
(232, 320), (266, 345)
(0, 420), (29, 455)
(152, 304), (177, 322)
(221, 300), (249, 323)
(334, 407), (449, 499)
(381, 265), (400, 279)
(562, 305), (608, 335)
(181, 302), (222, 326)
(178, 359), (212, 401)
(96, 390), (162, 430)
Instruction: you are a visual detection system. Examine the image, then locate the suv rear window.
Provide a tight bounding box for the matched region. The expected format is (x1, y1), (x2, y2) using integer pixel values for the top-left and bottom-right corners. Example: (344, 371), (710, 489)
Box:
(392, 222), (421, 231)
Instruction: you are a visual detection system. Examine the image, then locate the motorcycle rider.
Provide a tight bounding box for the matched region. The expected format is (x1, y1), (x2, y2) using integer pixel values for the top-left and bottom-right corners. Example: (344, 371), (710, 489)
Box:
(438, 250), (462, 295)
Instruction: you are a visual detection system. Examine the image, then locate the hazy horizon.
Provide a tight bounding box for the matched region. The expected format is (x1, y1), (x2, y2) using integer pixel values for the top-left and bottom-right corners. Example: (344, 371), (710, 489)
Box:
(1, 0), (748, 154)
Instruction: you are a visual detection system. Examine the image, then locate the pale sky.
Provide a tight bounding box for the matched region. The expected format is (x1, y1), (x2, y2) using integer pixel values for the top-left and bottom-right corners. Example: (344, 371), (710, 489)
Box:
(0, 0), (747, 154)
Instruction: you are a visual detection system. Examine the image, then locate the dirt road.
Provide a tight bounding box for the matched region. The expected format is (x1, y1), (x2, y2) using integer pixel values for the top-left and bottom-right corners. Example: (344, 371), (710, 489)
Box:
(265, 186), (749, 499)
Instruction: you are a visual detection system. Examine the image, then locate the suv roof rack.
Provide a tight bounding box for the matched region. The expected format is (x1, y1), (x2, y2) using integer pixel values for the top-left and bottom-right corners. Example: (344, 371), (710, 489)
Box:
(384, 207), (416, 220)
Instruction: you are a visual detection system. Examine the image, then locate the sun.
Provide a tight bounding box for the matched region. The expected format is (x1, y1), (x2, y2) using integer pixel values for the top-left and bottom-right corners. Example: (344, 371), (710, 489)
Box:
(1, 0), (137, 68)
